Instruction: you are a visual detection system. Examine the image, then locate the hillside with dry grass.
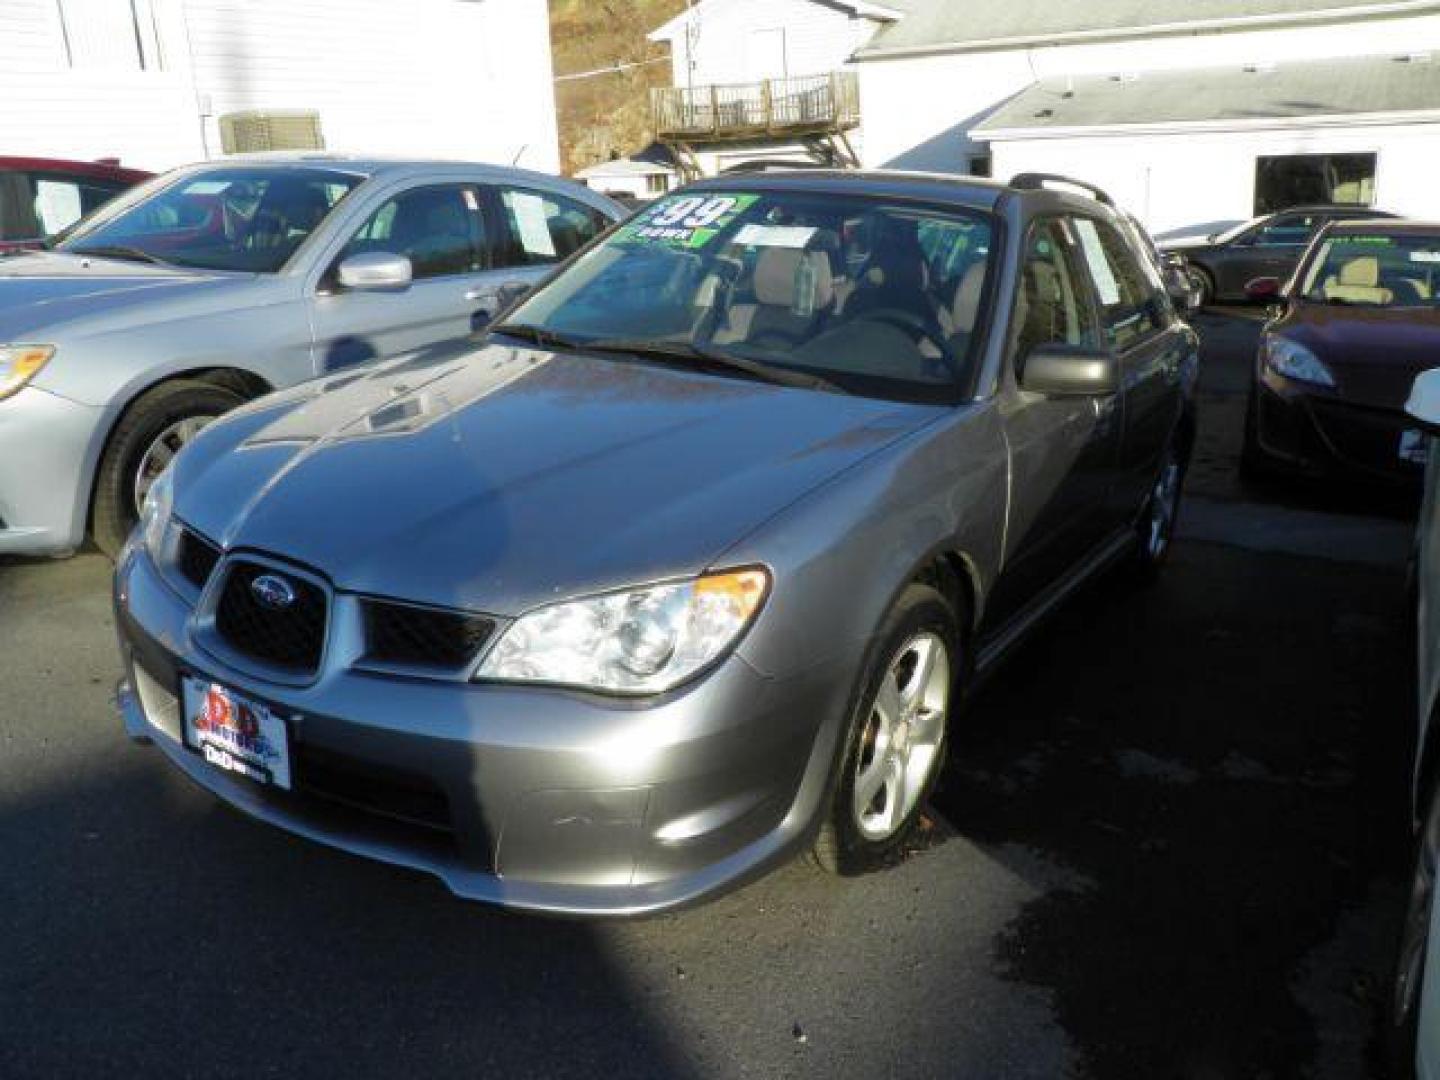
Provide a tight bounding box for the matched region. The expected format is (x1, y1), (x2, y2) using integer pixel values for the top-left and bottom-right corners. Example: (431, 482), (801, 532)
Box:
(550, 0), (685, 176)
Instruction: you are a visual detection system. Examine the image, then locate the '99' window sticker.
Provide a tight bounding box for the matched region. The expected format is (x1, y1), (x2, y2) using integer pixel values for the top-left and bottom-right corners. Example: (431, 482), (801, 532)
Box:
(618, 194), (760, 250)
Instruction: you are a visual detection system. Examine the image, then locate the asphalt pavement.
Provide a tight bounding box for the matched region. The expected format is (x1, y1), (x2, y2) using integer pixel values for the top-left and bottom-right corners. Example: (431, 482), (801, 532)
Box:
(0, 308), (1421, 1079)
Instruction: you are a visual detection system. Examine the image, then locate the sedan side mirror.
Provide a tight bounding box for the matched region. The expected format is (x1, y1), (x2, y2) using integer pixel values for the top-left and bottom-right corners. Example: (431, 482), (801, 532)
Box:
(1245, 276), (1283, 302)
(336, 251), (413, 291)
(1020, 344), (1118, 396)
(1406, 369), (1440, 433)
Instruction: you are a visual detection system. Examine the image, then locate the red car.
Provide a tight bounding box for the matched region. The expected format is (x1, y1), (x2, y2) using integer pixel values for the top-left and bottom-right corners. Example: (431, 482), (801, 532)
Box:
(0, 156), (151, 252)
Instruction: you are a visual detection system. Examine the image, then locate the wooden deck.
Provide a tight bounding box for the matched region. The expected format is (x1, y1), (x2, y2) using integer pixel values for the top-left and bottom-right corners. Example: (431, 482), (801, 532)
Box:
(651, 72), (860, 142)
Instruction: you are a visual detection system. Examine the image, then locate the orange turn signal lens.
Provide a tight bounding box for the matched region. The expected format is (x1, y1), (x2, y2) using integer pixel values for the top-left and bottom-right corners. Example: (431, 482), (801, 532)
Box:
(694, 567), (769, 621)
(0, 345), (56, 402)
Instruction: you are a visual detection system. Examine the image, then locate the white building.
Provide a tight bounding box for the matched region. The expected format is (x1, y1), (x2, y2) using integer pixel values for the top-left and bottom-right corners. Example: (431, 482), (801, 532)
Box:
(853, 1), (1440, 233)
(645, 0), (915, 177)
(0, 0), (560, 174)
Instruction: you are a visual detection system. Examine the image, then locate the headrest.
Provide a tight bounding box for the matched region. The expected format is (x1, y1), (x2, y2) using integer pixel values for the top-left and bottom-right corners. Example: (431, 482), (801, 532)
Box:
(1338, 257), (1379, 287)
(753, 247), (834, 314)
(950, 262), (987, 334)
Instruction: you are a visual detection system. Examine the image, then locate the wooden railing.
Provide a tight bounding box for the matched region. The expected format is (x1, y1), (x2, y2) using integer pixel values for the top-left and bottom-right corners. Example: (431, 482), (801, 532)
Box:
(651, 72), (860, 141)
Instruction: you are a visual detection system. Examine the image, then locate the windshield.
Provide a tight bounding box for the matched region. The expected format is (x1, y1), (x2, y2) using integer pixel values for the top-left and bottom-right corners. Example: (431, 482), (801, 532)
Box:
(56, 166), (364, 272)
(1299, 233), (1440, 307)
(504, 189), (996, 403)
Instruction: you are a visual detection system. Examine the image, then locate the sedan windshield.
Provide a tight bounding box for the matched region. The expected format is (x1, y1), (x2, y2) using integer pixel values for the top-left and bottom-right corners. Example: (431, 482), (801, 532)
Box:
(57, 166), (363, 272)
(1300, 233), (1440, 307)
(504, 189), (995, 403)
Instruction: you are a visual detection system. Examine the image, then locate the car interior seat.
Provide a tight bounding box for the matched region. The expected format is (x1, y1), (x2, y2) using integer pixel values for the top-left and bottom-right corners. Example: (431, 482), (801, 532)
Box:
(713, 244), (835, 347)
(1323, 256), (1394, 305)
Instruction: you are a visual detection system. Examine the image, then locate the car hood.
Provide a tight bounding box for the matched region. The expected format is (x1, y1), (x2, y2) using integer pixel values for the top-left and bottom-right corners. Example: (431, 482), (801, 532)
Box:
(0, 251), (242, 339)
(1283, 305), (1440, 410)
(175, 340), (942, 615)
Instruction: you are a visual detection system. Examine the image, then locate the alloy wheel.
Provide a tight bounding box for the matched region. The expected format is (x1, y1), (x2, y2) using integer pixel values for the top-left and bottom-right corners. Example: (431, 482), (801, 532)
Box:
(852, 632), (951, 841)
(133, 415), (215, 513)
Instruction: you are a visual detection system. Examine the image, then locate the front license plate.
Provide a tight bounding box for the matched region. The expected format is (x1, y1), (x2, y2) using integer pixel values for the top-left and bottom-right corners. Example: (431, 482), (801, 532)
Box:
(182, 677), (292, 790)
(1400, 429), (1429, 465)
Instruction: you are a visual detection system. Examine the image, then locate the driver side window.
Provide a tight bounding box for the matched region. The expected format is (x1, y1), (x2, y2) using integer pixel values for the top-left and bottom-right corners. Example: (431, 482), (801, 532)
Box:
(1011, 218), (1099, 373)
(336, 184), (487, 281)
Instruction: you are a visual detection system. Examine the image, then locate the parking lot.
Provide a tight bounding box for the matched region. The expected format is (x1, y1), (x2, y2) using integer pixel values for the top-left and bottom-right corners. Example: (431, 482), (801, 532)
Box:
(0, 308), (1422, 1078)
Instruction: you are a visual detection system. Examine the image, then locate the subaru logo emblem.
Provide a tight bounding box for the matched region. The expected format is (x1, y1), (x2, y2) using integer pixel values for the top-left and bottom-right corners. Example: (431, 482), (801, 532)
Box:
(250, 573), (297, 610)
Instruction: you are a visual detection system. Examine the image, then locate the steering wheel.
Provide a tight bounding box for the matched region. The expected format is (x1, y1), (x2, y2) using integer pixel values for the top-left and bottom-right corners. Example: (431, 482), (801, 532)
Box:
(854, 308), (958, 376)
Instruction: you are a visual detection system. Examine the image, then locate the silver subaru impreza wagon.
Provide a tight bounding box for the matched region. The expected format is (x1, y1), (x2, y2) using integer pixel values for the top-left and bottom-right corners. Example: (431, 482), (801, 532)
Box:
(114, 171), (1198, 915)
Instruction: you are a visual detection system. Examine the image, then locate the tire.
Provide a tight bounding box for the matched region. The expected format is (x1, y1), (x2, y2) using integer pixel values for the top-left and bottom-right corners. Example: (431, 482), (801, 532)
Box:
(1239, 386), (1279, 487)
(91, 380), (245, 558)
(1384, 784), (1440, 1079)
(1131, 435), (1187, 578)
(1187, 264), (1215, 308)
(812, 583), (962, 875)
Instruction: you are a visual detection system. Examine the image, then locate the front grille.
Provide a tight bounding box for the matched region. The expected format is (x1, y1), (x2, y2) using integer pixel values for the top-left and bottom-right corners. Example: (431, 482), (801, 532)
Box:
(293, 742), (453, 834)
(176, 528), (221, 590)
(362, 599), (493, 670)
(214, 560), (328, 674)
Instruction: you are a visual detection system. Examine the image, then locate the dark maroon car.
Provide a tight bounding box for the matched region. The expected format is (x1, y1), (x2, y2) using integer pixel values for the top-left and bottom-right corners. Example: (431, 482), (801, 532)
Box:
(1241, 219), (1440, 484)
(0, 156), (151, 252)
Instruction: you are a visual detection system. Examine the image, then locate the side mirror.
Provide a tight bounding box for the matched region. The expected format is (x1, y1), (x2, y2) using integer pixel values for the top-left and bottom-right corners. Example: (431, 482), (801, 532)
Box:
(336, 251), (412, 291)
(1406, 369), (1440, 433)
(1020, 344), (1118, 396)
(1245, 276), (1283, 302)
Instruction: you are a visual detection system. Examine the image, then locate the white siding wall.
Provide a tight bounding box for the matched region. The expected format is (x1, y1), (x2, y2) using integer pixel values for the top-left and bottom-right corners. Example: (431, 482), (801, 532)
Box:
(661, 0), (877, 87)
(0, 0), (202, 168)
(859, 11), (1440, 174)
(0, 0), (559, 173)
(990, 121), (1440, 235)
(183, 0), (558, 172)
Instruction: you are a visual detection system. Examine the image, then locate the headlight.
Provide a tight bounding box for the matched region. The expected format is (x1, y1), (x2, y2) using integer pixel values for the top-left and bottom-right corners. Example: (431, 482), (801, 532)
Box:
(139, 468), (173, 562)
(0, 345), (55, 402)
(478, 568), (769, 694)
(1263, 336), (1334, 387)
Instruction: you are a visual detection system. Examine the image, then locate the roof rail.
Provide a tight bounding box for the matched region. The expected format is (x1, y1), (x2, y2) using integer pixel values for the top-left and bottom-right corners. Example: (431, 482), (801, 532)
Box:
(1010, 173), (1114, 206)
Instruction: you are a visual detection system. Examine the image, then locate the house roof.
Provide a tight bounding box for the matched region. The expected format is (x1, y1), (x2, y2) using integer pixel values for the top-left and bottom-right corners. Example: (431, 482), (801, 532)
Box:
(973, 52), (1440, 136)
(575, 158), (675, 179)
(649, 0), (912, 43)
(854, 0), (1440, 60)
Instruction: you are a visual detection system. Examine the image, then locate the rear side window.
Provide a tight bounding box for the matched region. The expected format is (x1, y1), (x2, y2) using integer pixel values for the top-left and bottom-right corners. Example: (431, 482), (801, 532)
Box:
(0, 170), (128, 240)
(494, 188), (608, 267)
(1011, 218), (1100, 368)
(1071, 217), (1167, 351)
(339, 184), (488, 280)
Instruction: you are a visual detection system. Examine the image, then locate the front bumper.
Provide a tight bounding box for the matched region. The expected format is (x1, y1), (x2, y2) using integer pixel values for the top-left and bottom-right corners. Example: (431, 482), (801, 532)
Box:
(0, 386), (103, 555)
(1252, 373), (1424, 484)
(114, 545), (848, 916)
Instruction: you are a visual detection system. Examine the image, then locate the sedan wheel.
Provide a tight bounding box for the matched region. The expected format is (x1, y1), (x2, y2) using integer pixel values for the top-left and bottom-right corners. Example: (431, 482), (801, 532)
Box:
(852, 632), (951, 841)
(133, 415), (215, 513)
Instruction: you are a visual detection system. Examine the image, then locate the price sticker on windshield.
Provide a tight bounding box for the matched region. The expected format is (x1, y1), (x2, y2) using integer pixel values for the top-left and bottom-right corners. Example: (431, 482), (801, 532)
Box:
(618, 194), (760, 250)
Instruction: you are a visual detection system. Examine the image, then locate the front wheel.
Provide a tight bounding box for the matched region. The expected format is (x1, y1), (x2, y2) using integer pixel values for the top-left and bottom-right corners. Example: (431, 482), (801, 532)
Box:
(813, 583), (961, 875)
(1187, 264), (1215, 308)
(1385, 784), (1440, 1079)
(91, 380), (245, 558)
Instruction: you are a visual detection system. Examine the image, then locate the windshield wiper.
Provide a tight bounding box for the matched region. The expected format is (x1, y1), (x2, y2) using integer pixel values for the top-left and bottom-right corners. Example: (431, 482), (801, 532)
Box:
(488, 322), (588, 351)
(68, 244), (171, 266)
(582, 338), (846, 394)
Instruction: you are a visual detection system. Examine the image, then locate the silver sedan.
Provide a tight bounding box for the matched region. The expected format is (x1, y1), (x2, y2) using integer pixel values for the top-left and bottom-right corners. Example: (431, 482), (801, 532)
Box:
(0, 154), (622, 557)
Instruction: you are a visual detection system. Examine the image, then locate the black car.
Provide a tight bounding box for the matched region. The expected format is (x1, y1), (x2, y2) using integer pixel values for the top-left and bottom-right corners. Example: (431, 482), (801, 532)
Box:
(1160, 205), (1396, 304)
(1241, 218), (1440, 484)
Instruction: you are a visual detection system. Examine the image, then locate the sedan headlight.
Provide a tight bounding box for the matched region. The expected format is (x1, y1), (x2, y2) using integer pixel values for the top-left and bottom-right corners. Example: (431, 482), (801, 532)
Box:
(138, 468), (173, 562)
(478, 568), (769, 694)
(0, 345), (55, 402)
(1263, 336), (1334, 388)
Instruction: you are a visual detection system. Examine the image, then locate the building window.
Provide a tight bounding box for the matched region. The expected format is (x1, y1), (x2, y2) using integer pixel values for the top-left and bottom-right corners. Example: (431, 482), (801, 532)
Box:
(56, 0), (162, 71)
(1254, 153), (1376, 214)
(968, 154), (993, 179)
(645, 174), (668, 194)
